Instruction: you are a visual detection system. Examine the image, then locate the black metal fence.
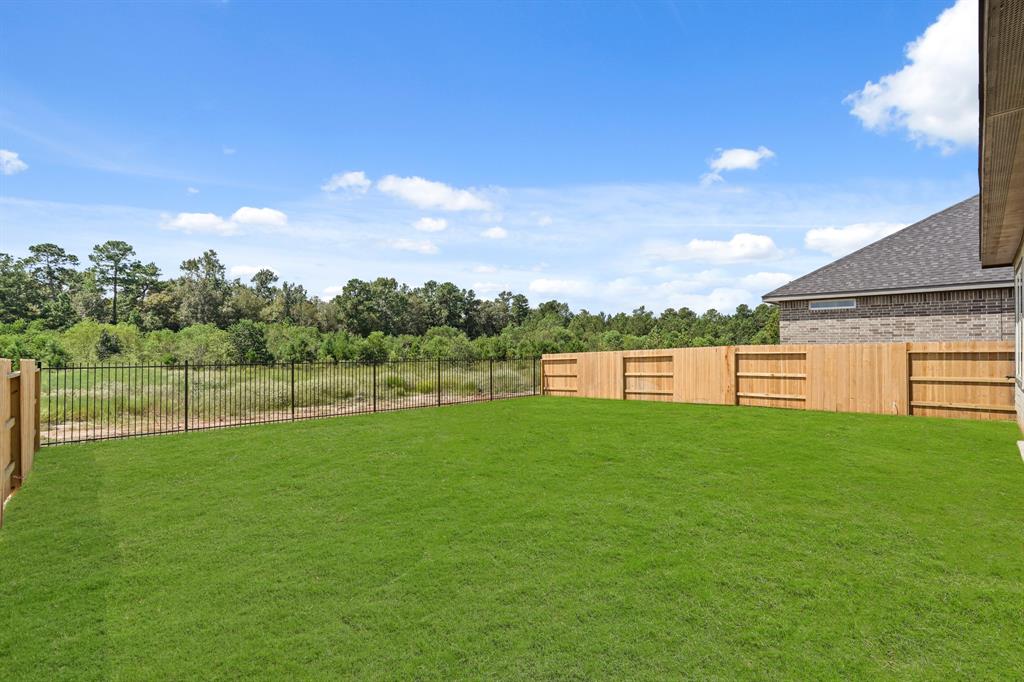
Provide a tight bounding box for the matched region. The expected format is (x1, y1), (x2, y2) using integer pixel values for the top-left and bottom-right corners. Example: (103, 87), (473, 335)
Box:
(41, 358), (539, 446)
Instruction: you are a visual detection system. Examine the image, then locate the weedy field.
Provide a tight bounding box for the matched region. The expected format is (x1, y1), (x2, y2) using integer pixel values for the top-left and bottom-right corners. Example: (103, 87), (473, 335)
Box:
(39, 359), (536, 442)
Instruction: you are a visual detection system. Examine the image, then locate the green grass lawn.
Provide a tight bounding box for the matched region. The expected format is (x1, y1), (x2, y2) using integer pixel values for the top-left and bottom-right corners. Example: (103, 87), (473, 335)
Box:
(2, 397), (1022, 680)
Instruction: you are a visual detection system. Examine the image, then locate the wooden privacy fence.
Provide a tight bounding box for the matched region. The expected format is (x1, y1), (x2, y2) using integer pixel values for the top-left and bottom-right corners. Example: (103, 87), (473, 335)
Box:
(1, 359), (41, 527)
(541, 341), (1016, 421)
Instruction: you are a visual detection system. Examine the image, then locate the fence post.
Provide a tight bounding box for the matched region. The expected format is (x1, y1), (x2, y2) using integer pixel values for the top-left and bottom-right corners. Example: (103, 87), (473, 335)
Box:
(437, 358), (441, 406)
(372, 363), (377, 413)
(19, 359), (38, 483)
(34, 364), (40, 452)
(1, 359), (11, 523)
(290, 361), (296, 421)
(183, 361), (189, 432)
(489, 359), (494, 400)
(532, 357), (537, 395)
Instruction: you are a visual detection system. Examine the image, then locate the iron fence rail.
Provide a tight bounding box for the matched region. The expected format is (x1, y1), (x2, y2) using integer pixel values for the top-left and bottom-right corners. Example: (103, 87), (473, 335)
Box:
(41, 358), (539, 446)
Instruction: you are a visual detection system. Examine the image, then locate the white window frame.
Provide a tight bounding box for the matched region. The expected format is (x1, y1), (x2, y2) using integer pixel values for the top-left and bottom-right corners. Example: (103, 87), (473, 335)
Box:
(808, 298), (857, 311)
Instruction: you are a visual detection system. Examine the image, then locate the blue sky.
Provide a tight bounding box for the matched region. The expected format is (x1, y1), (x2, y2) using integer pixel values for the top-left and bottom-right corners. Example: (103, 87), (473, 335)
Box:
(0, 0), (979, 313)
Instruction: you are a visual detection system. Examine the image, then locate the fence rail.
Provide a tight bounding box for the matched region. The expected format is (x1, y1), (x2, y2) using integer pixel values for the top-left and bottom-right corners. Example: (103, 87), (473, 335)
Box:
(39, 358), (539, 446)
(541, 341), (1016, 421)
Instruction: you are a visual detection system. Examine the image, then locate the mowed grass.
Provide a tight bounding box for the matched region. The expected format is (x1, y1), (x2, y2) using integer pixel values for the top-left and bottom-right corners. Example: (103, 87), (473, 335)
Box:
(1, 397), (1022, 680)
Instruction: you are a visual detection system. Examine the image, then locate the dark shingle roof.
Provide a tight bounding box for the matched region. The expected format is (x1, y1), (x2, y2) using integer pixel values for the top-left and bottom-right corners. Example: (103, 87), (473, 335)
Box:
(762, 195), (1012, 301)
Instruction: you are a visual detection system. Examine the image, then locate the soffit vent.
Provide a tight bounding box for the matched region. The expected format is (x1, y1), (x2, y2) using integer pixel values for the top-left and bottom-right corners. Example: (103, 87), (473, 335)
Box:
(987, 0), (1024, 116)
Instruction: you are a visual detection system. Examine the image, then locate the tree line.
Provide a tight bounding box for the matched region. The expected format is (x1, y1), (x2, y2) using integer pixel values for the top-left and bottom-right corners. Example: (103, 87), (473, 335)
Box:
(0, 241), (779, 366)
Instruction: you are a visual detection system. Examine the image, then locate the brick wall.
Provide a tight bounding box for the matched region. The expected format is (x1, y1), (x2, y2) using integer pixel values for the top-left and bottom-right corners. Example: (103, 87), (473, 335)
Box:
(778, 288), (1013, 343)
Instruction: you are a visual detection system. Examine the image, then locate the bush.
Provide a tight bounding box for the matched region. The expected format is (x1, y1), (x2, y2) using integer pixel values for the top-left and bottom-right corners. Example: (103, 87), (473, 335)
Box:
(357, 331), (389, 364)
(62, 321), (141, 363)
(96, 330), (122, 360)
(266, 324), (320, 363)
(175, 324), (234, 364)
(141, 329), (179, 365)
(228, 320), (272, 364)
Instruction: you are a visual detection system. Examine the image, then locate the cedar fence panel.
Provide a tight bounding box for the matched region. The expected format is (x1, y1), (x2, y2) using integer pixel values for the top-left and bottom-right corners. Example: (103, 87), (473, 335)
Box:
(541, 341), (1015, 421)
(1, 359), (41, 526)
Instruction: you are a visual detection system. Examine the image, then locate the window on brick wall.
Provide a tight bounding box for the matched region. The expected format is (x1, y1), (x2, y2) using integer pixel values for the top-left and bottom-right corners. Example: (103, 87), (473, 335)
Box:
(809, 298), (856, 311)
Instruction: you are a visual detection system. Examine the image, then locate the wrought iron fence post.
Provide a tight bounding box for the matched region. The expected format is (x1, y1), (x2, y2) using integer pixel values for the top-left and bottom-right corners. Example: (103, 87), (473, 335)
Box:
(183, 361), (189, 432)
(437, 358), (441, 406)
(290, 361), (296, 421)
(489, 358), (494, 400)
(372, 363), (377, 412)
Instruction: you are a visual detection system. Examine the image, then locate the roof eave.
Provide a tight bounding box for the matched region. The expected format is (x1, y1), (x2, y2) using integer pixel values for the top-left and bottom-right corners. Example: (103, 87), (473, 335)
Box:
(978, 0), (1024, 268)
(762, 280), (1012, 304)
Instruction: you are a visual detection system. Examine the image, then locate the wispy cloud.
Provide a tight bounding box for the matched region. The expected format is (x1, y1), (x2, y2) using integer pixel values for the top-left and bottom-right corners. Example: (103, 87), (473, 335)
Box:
(644, 233), (782, 264)
(1, 176), (974, 315)
(377, 175), (491, 211)
(162, 212), (239, 236)
(481, 226), (508, 239)
(229, 265), (272, 278)
(322, 170), (372, 193)
(701, 146), (775, 185)
(414, 217), (448, 232)
(529, 278), (588, 295)
(387, 238), (439, 255)
(804, 222), (905, 257)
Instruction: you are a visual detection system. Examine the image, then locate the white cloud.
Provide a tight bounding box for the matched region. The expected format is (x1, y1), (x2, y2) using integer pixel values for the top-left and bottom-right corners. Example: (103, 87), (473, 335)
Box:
(701, 146), (775, 185)
(537, 215), (553, 226)
(604, 275), (759, 313)
(186, 186), (200, 194)
(481, 226), (508, 239)
(0, 149), (28, 175)
(472, 281), (510, 295)
(230, 206), (289, 227)
(377, 175), (491, 211)
(222, 146), (236, 155)
(473, 264), (497, 273)
(673, 288), (754, 313)
(322, 170), (372, 193)
(229, 265), (271, 278)
(160, 206), (288, 236)
(162, 212), (239, 235)
(529, 278), (588, 295)
(387, 238), (439, 255)
(323, 285), (345, 297)
(804, 222), (905, 257)
(739, 271), (794, 291)
(845, 0), (977, 152)
(414, 217), (448, 232)
(645, 233), (781, 263)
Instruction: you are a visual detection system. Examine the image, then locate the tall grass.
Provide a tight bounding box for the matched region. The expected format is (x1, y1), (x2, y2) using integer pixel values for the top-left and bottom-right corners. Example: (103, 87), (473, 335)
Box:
(40, 359), (537, 442)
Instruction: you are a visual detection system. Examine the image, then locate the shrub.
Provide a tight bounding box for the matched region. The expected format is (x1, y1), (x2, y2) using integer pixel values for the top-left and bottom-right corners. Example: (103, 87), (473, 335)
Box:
(357, 331), (389, 364)
(96, 330), (122, 360)
(175, 324), (234, 365)
(228, 320), (272, 364)
(266, 324), (320, 363)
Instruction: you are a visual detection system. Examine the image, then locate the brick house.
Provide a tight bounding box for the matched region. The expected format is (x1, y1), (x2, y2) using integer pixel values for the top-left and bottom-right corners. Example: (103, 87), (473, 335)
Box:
(762, 196), (1013, 344)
